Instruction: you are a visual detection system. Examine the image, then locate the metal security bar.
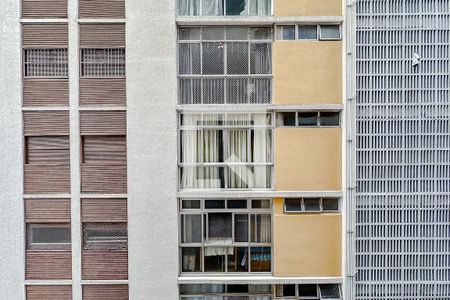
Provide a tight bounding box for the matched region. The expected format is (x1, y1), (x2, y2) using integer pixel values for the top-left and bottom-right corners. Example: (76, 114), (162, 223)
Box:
(83, 223), (127, 250)
(23, 49), (68, 77)
(356, 1), (450, 299)
(81, 48), (126, 77)
(178, 27), (272, 105)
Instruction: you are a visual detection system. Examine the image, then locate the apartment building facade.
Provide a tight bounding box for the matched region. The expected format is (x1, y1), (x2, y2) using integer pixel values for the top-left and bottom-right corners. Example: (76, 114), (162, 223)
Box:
(0, 0), (355, 299)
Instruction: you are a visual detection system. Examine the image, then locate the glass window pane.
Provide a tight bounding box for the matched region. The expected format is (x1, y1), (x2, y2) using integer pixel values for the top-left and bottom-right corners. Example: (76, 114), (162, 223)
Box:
(182, 215), (202, 243)
(276, 112), (296, 126)
(320, 284), (341, 298)
(234, 214), (249, 242)
(298, 112), (318, 126)
(320, 25), (341, 39)
(179, 27), (202, 40)
(205, 199), (225, 209)
(320, 112), (340, 126)
(285, 198), (302, 212)
(252, 199), (270, 209)
(250, 214), (271, 242)
(250, 43), (271, 74)
(228, 247), (249, 272)
(227, 199), (247, 209)
(28, 225), (71, 244)
(208, 213), (232, 240)
(283, 285), (296, 296)
(179, 43), (201, 75)
(249, 27), (272, 39)
(282, 26), (295, 40)
(202, 42), (224, 74)
(178, 0), (200, 15)
(298, 25), (318, 39)
(250, 247), (271, 272)
(228, 284), (249, 293)
(323, 198), (339, 211)
(226, 0), (247, 15)
(182, 247), (202, 272)
(203, 284), (225, 293)
(248, 0), (270, 15)
(182, 200), (201, 209)
(226, 27), (248, 40)
(227, 42), (249, 74)
(203, 129), (223, 163)
(203, 0), (224, 15)
(304, 198), (321, 212)
(204, 247), (228, 272)
(180, 284), (202, 294)
(298, 284), (318, 297)
(250, 284), (272, 293)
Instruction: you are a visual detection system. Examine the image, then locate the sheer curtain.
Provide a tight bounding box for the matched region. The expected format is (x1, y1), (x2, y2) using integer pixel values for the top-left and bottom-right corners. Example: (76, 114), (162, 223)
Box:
(202, 114), (221, 188)
(181, 115), (201, 188)
(253, 114), (271, 188)
(203, 0), (224, 15)
(178, 0), (200, 15)
(227, 114), (252, 188)
(249, 0), (270, 15)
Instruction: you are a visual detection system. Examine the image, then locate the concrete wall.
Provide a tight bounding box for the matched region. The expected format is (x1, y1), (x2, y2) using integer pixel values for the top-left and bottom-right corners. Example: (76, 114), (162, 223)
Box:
(273, 198), (342, 277)
(274, 0), (342, 16)
(127, 0), (179, 299)
(274, 128), (342, 191)
(273, 41), (343, 105)
(0, 0), (25, 298)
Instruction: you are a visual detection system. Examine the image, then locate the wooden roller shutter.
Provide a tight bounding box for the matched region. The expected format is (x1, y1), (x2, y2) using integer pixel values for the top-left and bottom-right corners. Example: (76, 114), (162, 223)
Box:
(25, 199), (71, 223)
(23, 79), (69, 107)
(22, 24), (68, 48)
(79, 0), (125, 19)
(26, 136), (70, 164)
(26, 250), (72, 279)
(26, 285), (72, 300)
(80, 78), (126, 106)
(82, 250), (128, 280)
(81, 198), (127, 222)
(80, 24), (125, 48)
(23, 111), (69, 136)
(83, 285), (128, 300)
(82, 136), (126, 163)
(80, 111), (126, 135)
(22, 0), (67, 19)
(81, 165), (127, 193)
(24, 165), (71, 193)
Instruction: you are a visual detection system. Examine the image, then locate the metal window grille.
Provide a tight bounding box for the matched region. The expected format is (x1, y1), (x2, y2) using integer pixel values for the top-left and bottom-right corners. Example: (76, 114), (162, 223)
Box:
(356, 1), (450, 299)
(83, 223), (127, 250)
(23, 49), (68, 77)
(81, 48), (126, 77)
(178, 27), (272, 104)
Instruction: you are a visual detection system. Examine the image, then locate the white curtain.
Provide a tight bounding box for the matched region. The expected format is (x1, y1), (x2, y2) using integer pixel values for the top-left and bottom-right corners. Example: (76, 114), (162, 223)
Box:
(178, 0), (200, 15)
(181, 115), (201, 188)
(252, 214), (271, 243)
(249, 0), (270, 15)
(182, 215), (202, 243)
(202, 114), (221, 188)
(253, 114), (271, 188)
(203, 0), (223, 15)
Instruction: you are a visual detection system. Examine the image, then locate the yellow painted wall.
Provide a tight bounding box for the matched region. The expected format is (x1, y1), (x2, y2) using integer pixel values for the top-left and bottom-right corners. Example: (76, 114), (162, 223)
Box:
(273, 198), (342, 277)
(274, 0), (342, 16)
(275, 128), (342, 191)
(273, 41), (342, 105)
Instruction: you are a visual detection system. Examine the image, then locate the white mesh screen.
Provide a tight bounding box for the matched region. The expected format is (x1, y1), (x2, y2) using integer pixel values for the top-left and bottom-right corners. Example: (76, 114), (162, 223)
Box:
(23, 49), (68, 77)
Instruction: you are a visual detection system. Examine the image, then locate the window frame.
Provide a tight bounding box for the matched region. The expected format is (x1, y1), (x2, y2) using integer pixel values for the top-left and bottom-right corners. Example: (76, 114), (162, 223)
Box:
(23, 48), (69, 78)
(27, 223), (71, 250)
(283, 198), (340, 214)
(79, 48), (126, 78)
(276, 24), (342, 41)
(275, 284), (342, 299)
(179, 198), (273, 274)
(276, 111), (341, 128)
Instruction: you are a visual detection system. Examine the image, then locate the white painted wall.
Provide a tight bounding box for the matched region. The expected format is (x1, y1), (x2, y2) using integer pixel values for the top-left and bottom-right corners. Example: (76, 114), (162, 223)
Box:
(0, 0), (25, 298)
(127, 0), (179, 299)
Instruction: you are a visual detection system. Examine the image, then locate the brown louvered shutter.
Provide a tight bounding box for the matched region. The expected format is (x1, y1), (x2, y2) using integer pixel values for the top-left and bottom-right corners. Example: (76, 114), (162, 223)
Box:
(79, 0), (125, 19)
(82, 136), (126, 163)
(24, 111), (70, 194)
(22, 0), (67, 19)
(80, 78), (126, 106)
(22, 24), (68, 48)
(82, 285), (128, 300)
(23, 79), (69, 106)
(82, 250), (128, 280)
(26, 285), (72, 300)
(80, 111), (126, 135)
(81, 198), (127, 222)
(25, 199), (71, 223)
(80, 24), (125, 48)
(26, 251), (72, 279)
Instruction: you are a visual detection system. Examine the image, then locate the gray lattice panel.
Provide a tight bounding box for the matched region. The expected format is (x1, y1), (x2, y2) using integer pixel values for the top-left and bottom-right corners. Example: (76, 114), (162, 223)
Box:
(356, 0), (450, 299)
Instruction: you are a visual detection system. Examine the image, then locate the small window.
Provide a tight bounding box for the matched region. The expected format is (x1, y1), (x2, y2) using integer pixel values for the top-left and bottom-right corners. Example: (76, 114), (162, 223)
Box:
(304, 198), (321, 212)
(227, 284), (249, 293)
(181, 215), (202, 243)
(320, 25), (341, 40)
(285, 198), (302, 212)
(276, 112), (296, 126)
(181, 247), (202, 272)
(298, 25), (318, 40)
(298, 284), (318, 297)
(282, 25), (296, 40)
(320, 112), (340, 126)
(320, 284), (341, 298)
(252, 199), (271, 209)
(23, 49), (68, 77)
(83, 223), (127, 250)
(283, 284), (296, 296)
(205, 199), (225, 209)
(27, 224), (71, 250)
(182, 199), (201, 209)
(298, 112), (318, 126)
(323, 198), (339, 211)
(80, 48), (125, 77)
(227, 199), (247, 209)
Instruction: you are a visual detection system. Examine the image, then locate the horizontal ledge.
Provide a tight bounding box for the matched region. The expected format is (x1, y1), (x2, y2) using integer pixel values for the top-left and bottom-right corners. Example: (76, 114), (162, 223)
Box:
(176, 16), (344, 25)
(24, 194), (71, 199)
(81, 280), (129, 285)
(78, 107), (127, 111)
(178, 276), (343, 284)
(177, 104), (343, 112)
(178, 190), (343, 199)
(20, 19), (68, 23)
(22, 107), (70, 111)
(78, 19), (126, 24)
(25, 280), (72, 285)
(80, 193), (128, 198)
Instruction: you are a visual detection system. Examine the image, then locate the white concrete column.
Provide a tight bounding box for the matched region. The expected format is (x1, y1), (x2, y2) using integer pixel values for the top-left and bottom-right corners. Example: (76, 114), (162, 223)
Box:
(0, 0), (25, 299)
(127, 0), (179, 299)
